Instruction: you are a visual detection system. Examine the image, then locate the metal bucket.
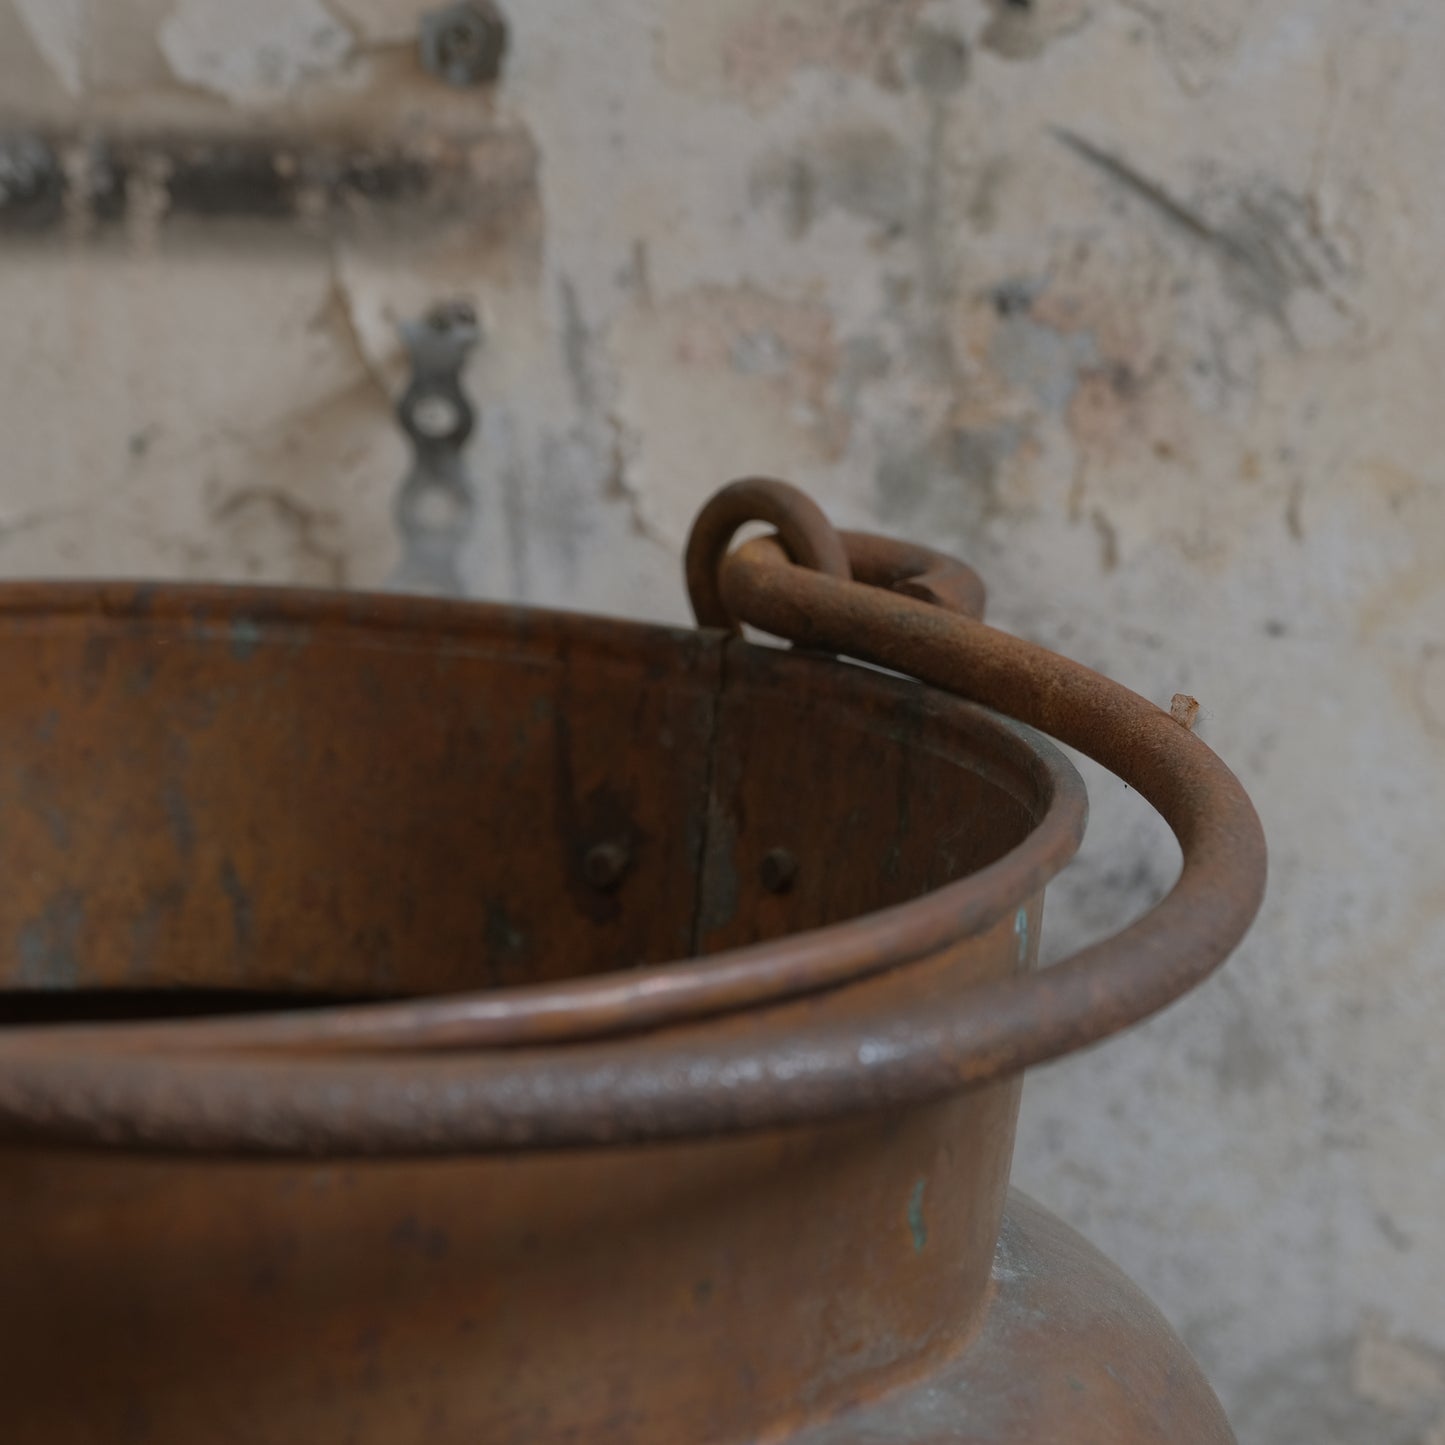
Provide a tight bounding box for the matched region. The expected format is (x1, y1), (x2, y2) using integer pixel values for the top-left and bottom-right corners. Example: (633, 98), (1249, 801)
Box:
(0, 481), (1265, 1443)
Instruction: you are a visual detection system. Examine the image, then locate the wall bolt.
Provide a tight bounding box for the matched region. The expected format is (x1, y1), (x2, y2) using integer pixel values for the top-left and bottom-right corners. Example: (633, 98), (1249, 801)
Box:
(419, 1), (509, 87)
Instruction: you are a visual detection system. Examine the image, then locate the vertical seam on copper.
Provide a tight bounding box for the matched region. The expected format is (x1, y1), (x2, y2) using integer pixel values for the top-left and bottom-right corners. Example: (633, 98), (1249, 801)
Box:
(687, 631), (728, 959)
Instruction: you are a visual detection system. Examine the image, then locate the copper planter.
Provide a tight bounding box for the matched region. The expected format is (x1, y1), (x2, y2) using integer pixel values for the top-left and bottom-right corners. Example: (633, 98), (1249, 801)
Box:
(0, 481), (1265, 1442)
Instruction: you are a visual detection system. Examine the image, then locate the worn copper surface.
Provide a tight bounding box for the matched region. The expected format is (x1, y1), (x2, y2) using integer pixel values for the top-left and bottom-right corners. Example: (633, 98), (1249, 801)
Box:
(0, 480), (1264, 1441)
(791, 1191), (1238, 1445)
(0, 594), (1082, 1063)
(4, 1087), (1026, 1443)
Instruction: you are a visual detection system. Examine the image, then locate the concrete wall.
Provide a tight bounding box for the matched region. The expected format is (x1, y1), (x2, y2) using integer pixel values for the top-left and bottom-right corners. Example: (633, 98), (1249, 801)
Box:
(2, 2), (1443, 1438)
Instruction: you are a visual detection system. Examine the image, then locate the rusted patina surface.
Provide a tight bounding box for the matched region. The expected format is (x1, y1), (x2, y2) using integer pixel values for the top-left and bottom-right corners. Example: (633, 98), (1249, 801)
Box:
(0, 592), (723, 999)
(0, 481), (1263, 1440)
(0, 1093), (1023, 1444)
(0, 586), (1082, 1062)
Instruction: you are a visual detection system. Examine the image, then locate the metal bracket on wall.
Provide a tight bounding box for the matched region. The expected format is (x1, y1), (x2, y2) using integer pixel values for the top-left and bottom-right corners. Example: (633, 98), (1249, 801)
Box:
(390, 301), (480, 597)
(0, 130), (531, 239)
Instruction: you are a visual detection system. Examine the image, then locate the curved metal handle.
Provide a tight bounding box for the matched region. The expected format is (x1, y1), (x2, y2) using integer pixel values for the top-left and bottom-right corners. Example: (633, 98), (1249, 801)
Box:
(711, 523), (1266, 1079)
(684, 476), (852, 630)
(684, 478), (988, 627)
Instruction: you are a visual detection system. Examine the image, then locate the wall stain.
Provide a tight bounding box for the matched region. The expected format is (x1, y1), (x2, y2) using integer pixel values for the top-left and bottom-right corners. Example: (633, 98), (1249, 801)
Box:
(752, 126), (913, 240)
(1285, 478), (1306, 541)
(213, 487), (349, 589)
(1415, 645), (1445, 741)
(981, 0), (1093, 61)
(1054, 128), (1352, 338)
(989, 308), (1099, 414)
(876, 420), (1027, 536)
(911, 26), (969, 93)
(558, 275), (599, 414)
(657, 0), (930, 108)
(1090, 508), (1120, 571)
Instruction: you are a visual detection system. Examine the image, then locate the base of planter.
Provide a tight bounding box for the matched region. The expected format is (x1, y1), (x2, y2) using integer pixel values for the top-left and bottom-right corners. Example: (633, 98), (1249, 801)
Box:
(794, 1191), (1236, 1445)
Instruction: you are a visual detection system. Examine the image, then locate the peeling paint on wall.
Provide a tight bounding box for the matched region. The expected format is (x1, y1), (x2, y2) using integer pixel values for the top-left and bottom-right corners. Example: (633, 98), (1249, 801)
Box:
(1, 4), (1444, 1441)
(13, 0), (85, 97)
(655, 0), (928, 108)
(980, 0), (1093, 61)
(159, 0), (357, 104)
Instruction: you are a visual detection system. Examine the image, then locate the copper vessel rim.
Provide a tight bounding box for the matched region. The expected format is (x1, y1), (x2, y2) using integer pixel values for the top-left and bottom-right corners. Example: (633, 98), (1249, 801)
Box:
(0, 580), (1087, 1053)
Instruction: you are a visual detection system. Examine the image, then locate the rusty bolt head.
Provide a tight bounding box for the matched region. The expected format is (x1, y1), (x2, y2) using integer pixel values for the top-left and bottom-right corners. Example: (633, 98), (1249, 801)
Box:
(419, 1), (508, 87)
(759, 848), (799, 895)
(583, 840), (630, 892)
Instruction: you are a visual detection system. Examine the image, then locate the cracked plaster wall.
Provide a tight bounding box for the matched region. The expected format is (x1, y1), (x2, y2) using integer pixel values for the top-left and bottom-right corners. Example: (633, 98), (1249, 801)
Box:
(2, 2), (1443, 1439)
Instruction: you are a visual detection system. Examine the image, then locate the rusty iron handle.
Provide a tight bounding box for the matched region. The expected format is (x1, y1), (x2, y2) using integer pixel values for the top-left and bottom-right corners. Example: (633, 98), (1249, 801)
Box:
(685, 476), (853, 631)
(713, 528), (1266, 1076)
(685, 478), (988, 627)
(833, 530), (987, 621)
